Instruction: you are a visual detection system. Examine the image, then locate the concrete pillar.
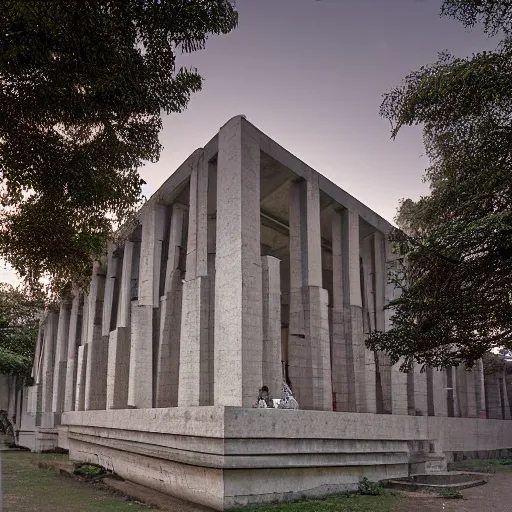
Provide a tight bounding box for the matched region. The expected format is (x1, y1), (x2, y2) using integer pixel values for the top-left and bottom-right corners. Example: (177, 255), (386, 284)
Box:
(427, 367), (448, 417)
(179, 153), (212, 407)
(261, 256), (282, 399)
(84, 262), (107, 410)
(63, 288), (82, 412)
(74, 290), (88, 411)
(331, 211), (348, 411)
(102, 243), (119, 336)
(361, 235), (377, 414)
(41, 311), (58, 415)
(117, 241), (134, 328)
(372, 232), (392, 414)
(485, 372), (502, 419)
(128, 204), (165, 408)
(106, 243), (134, 410)
(156, 203), (186, 407)
(475, 358), (487, 418)
(287, 174), (332, 411)
(407, 364), (428, 416)
(446, 367), (460, 417)
(384, 242), (408, 415)
(52, 300), (71, 415)
(456, 366), (478, 418)
(340, 209), (366, 412)
(502, 371), (511, 419)
(207, 215), (217, 404)
(214, 116), (263, 407)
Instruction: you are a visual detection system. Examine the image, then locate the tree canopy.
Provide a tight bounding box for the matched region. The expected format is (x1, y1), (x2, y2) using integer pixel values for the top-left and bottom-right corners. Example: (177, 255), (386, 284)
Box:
(0, 283), (42, 376)
(367, 0), (512, 369)
(0, 0), (237, 293)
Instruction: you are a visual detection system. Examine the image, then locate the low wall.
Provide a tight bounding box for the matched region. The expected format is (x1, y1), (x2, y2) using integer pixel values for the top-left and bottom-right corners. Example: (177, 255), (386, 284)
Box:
(60, 407), (512, 510)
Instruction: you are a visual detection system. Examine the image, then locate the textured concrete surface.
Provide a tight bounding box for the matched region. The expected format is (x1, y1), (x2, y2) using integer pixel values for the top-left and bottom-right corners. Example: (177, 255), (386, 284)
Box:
(214, 117), (263, 407)
(59, 407), (512, 510)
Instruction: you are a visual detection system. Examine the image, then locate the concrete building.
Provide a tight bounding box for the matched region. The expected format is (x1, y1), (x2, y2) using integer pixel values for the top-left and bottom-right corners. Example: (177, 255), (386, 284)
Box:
(9, 116), (512, 510)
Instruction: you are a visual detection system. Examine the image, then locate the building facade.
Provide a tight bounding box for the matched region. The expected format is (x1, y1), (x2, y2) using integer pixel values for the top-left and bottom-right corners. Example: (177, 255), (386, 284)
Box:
(9, 116), (512, 510)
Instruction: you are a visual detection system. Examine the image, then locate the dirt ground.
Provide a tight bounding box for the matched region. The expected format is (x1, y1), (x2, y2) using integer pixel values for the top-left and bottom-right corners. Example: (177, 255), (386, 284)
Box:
(398, 472), (512, 512)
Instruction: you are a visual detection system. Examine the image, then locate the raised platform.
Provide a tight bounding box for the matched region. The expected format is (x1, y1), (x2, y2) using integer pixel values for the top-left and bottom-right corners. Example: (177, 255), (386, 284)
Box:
(59, 407), (512, 510)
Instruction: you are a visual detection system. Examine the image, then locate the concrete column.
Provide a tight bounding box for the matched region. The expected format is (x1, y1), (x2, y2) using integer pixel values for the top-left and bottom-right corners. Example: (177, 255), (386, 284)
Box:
(207, 215), (217, 404)
(74, 290), (88, 411)
(287, 173), (332, 411)
(106, 243), (134, 410)
(373, 232), (392, 414)
(427, 367), (448, 417)
(407, 364), (428, 416)
(214, 116), (263, 407)
(288, 180), (305, 339)
(52, 300), (71, 415)
(261, 256), (282, 399)
(361, 235), (377, 414)
(128, 204), (166, 408)
(117, 241), (134, 328)
(157, 203), (186, 407)
(385, 240), (408, 415)
(179, 153), (211, 407)
(502, 371), (511, 419)
(475, 358), (487, 418)
(84, 262), (107, 410)
(340, 209), (366, 412)
(456, 366), (478, 418)
(102, 243), (119, 336)
(63, 288), (82, 412)
(446, 367), (460, 417)
(331, 211), (348, 411)
(485, 371), (502, 419)
(41, 311), (58, 415)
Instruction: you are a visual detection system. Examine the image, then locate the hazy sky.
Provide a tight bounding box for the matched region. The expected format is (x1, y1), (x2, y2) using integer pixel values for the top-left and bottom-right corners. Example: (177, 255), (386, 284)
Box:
(0, 0), (499, 285)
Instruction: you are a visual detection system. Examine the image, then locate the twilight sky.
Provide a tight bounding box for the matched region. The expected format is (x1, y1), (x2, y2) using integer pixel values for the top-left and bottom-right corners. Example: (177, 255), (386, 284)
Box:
(0, 0), (499, 285)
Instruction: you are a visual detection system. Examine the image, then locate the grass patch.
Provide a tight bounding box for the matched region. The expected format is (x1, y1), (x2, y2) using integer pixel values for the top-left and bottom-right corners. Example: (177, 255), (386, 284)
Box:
(449, 458), (512, 473)
(1, 452), (155, 511)
(230, 491), (401, 512)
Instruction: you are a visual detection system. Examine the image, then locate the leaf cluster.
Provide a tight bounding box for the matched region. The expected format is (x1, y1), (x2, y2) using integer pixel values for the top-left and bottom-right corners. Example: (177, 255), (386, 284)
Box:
(0, 0), (237, 293)
(0, 282), (42, 376)
(367, 1), (512, 368)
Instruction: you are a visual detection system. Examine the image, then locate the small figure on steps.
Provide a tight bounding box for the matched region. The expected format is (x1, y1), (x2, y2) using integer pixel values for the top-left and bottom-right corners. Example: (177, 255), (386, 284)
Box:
(252, 385), (274, 408)
(277, 381), (299, 409)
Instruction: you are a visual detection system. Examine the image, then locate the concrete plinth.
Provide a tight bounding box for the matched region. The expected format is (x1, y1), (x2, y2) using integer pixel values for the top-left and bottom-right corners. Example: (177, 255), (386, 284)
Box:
(60, 407), (512, 511)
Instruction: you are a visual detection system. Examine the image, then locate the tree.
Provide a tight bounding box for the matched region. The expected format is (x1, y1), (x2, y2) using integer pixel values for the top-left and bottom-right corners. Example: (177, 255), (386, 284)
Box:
(367, 0), (512, 369)
(0, 283), (42, 377)
(0, 0), (237, 293)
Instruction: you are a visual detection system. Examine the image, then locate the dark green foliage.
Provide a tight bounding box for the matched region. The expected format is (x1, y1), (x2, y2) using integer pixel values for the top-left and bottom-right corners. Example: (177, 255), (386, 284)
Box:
(367, 0), (512, 369)
(73, 463), (105, 479)
(357, 478), (384, 496)
(0, 1), (237, 293)
(0, 283), (42, 376)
